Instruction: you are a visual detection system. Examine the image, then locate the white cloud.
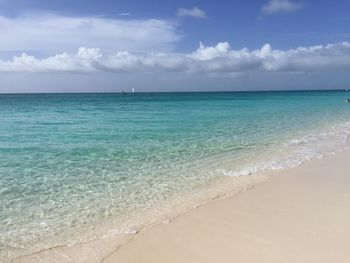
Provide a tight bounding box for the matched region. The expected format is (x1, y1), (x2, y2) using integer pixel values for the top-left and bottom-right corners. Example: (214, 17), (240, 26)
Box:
(261, 0), (302, 15)
(177, 7), (207, 19)
(1, 41), (350, 74)
(0, 14), (181, 53)
(118, 13), (132, 16)
(190, 42), (231, 60)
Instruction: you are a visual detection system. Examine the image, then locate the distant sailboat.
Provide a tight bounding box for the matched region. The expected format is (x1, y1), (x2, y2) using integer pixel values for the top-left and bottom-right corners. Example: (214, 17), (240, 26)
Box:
(132, 88), (135, 94)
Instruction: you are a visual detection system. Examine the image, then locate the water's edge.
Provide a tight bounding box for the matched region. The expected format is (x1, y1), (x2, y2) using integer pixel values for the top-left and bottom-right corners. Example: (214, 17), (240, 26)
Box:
(2, 91), (350, 262)
(10, 145), (350, 263)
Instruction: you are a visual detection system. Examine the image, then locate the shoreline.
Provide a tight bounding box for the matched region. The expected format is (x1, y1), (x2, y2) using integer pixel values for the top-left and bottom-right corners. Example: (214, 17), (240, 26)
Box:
(11, 149), (350, 262)
(10, 168), (272, 263)
(3, 90), (350, 263)
(104, 150), (350, 263)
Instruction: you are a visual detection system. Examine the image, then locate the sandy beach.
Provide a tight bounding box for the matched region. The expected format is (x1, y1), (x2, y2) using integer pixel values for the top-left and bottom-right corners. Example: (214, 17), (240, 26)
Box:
(11, 150), (350, 263)
(103, 151), (350, 263)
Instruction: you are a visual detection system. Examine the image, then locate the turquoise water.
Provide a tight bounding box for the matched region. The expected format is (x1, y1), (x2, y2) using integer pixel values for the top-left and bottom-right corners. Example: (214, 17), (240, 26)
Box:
(1, 91), (350, 260)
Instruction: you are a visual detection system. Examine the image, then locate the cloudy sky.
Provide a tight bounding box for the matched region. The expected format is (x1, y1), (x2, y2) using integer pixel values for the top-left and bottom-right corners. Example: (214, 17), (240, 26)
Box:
(0, 0), (349, 93)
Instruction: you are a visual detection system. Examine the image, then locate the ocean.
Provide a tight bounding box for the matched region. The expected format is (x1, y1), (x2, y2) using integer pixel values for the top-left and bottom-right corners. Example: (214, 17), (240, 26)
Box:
(1, 91), (350, 260)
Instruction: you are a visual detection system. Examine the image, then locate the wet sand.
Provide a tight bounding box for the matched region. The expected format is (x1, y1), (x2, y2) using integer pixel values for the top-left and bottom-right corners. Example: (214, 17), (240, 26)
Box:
(104, 151), (350, 263)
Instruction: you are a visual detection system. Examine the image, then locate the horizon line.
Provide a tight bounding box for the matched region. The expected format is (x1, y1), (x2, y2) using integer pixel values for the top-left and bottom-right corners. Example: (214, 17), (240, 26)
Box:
(0, 88), (348, 95)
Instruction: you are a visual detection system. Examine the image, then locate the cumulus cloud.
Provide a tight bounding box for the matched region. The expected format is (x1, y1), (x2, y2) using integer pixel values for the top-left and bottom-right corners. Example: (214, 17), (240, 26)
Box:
(177, 7), (207, 19)
(1, 41), (350, 74)
(261, 0), (302, 15)
(0, 14), (181, 53)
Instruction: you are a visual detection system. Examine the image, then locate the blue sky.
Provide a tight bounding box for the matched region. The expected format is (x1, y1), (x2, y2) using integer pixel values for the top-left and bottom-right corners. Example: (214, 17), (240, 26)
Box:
(0, 0), (349, 92)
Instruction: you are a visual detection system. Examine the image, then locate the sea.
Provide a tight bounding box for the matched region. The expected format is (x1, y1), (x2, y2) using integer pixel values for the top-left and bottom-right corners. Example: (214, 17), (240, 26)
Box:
(1, 91), (350, 261)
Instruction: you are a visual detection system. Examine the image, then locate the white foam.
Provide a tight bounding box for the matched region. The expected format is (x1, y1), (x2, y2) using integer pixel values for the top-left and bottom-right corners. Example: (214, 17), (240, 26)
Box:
(221, 122), (350, 178)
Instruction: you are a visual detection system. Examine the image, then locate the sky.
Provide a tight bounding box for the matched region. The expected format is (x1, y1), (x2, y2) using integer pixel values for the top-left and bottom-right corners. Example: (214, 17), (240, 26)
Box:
(0, 0), (349, 93)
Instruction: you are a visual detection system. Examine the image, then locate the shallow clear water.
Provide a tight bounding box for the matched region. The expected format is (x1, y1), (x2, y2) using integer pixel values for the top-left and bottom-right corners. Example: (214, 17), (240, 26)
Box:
(1, 91), (350, 260)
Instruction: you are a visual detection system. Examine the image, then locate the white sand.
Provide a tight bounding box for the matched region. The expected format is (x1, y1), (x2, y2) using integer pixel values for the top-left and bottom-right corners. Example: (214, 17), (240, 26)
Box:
(13, 151), (350, 263)
(104, 151), (350, 263)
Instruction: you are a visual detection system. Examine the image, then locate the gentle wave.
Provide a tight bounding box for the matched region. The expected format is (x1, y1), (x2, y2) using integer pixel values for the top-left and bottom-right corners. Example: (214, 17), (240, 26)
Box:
(1, 91), (350, 261)
(222, 123), (350, 177)
(12, 120), (350, 263)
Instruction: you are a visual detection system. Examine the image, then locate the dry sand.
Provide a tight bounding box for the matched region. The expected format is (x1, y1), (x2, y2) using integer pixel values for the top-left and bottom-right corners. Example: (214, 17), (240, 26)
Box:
(104, 151), (350, 263)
